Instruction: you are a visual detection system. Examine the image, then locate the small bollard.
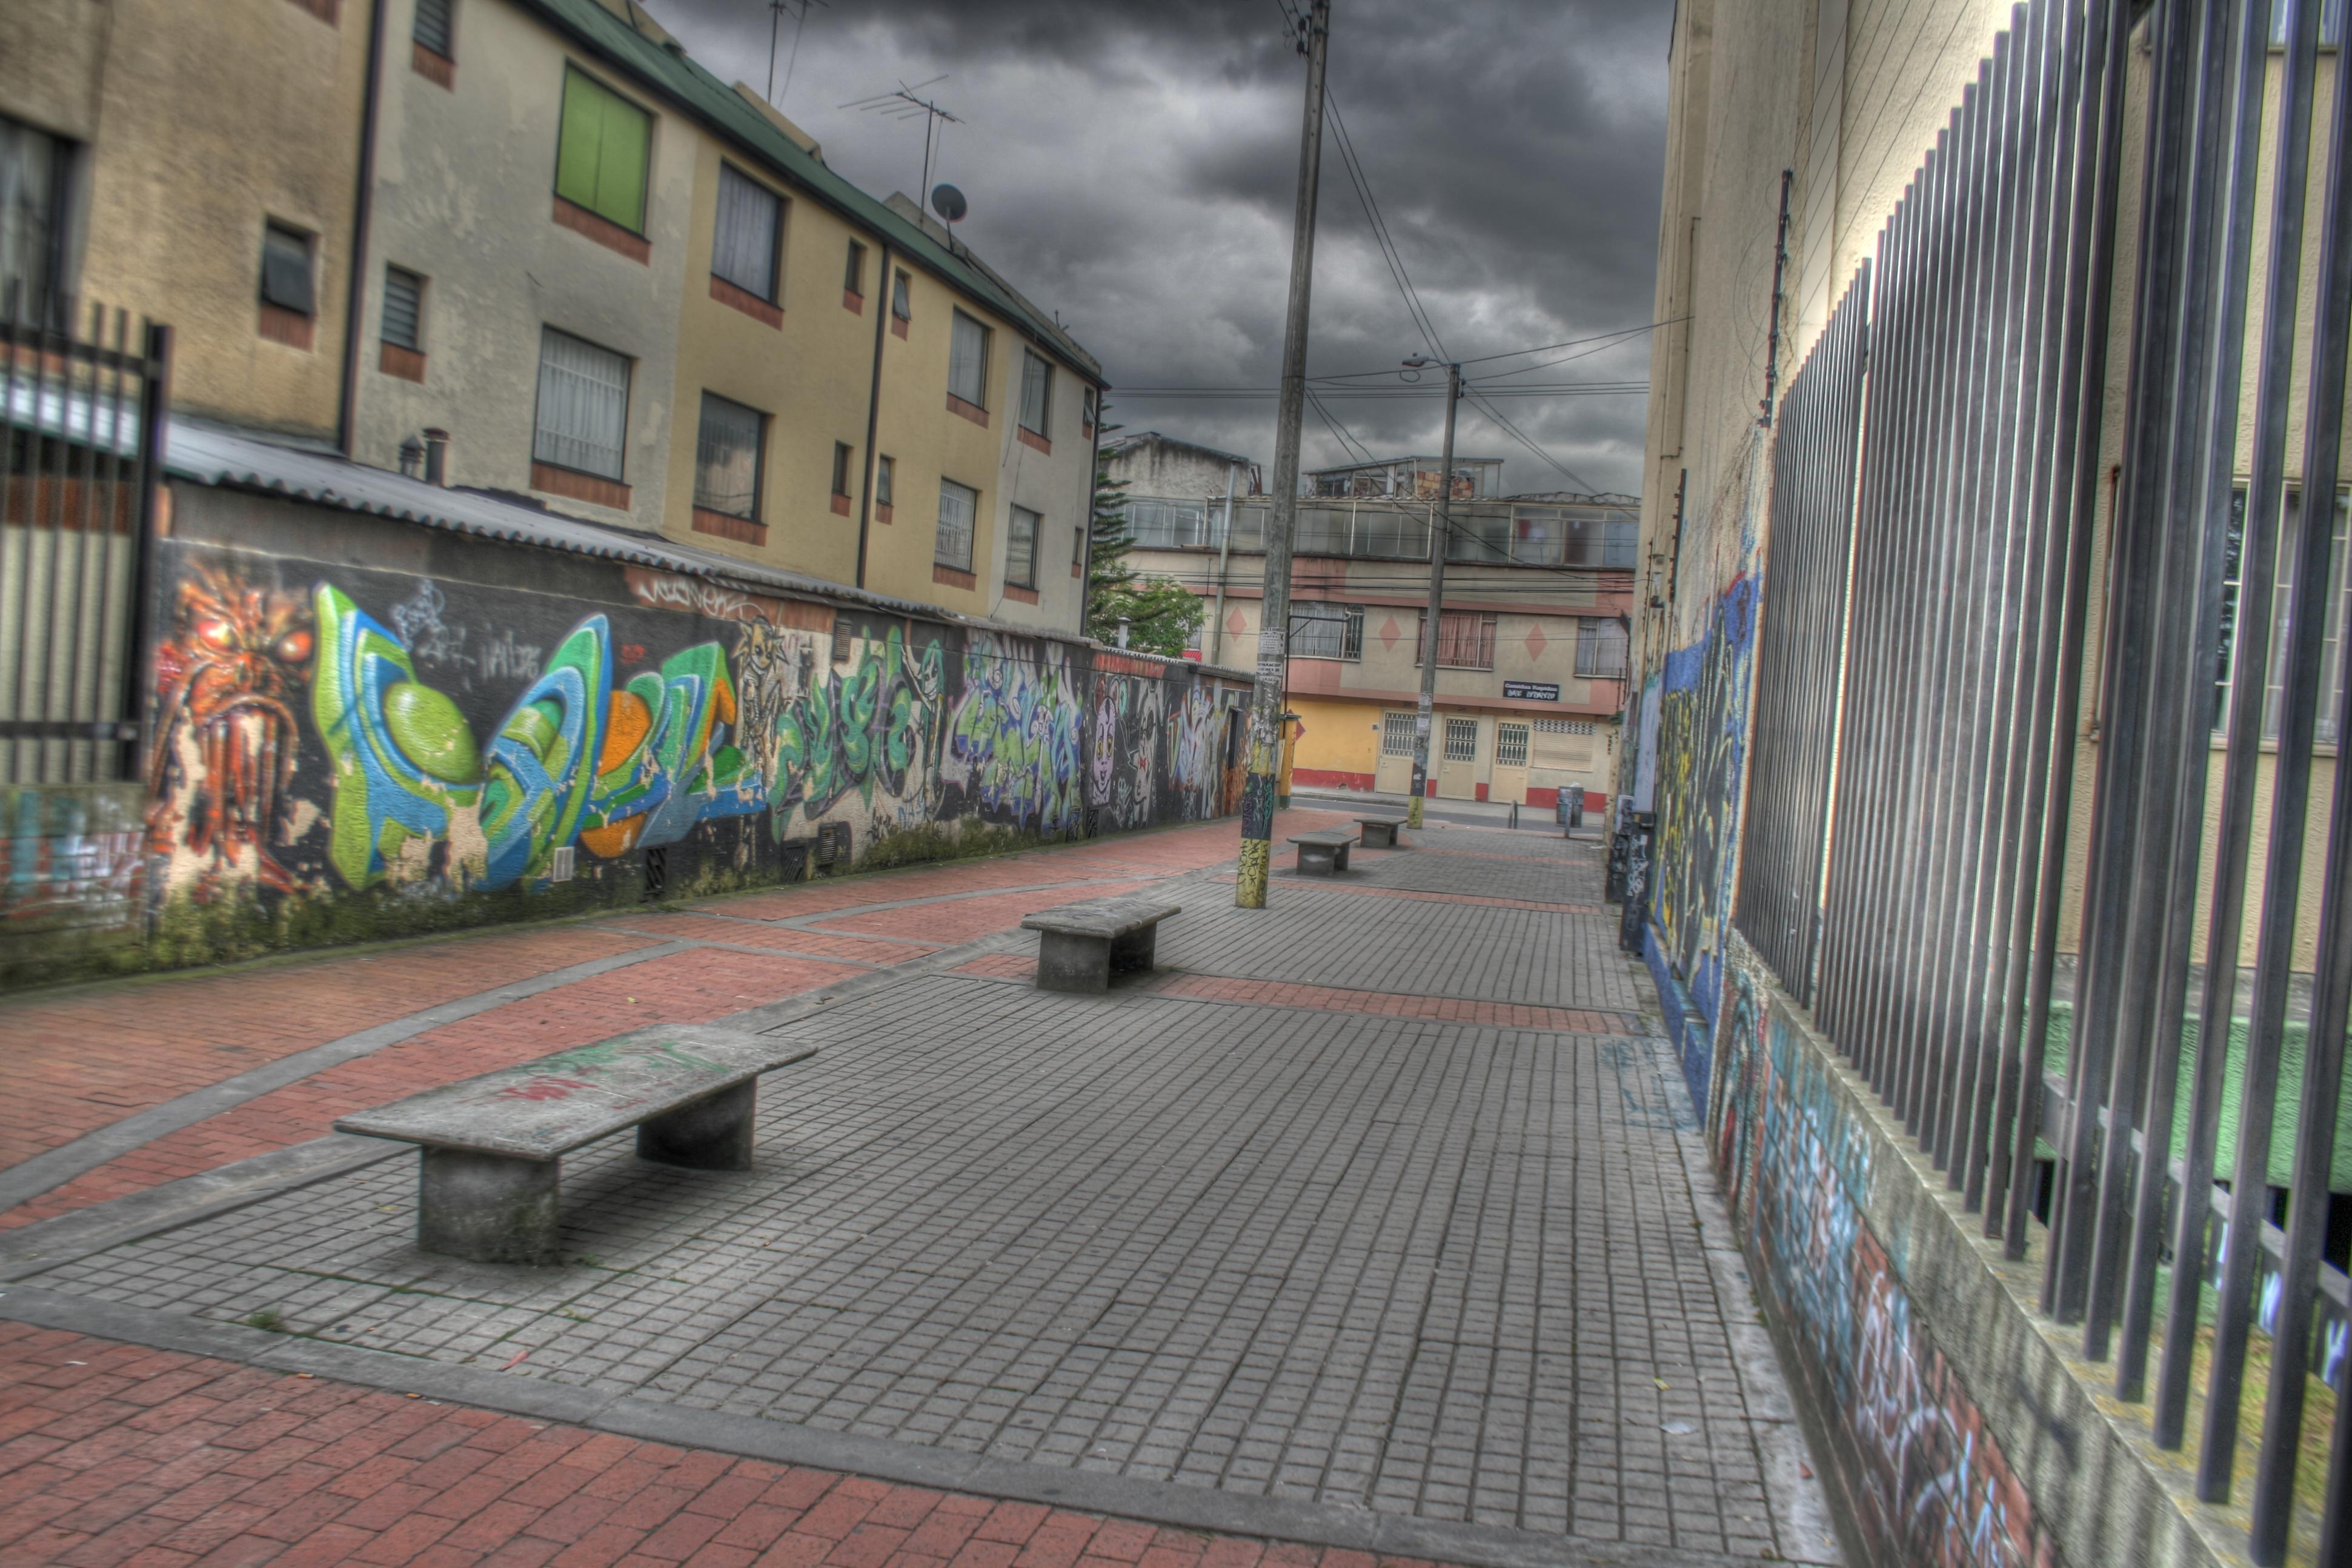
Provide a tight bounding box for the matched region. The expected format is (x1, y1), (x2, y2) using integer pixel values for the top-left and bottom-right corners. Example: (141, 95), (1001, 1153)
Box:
(1510, 802), (1520, 830)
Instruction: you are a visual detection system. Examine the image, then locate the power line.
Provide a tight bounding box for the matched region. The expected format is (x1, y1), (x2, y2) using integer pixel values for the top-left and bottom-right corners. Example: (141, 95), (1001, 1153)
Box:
(1463, 388), (1607, 495)
(1310, 318), (1686, 382)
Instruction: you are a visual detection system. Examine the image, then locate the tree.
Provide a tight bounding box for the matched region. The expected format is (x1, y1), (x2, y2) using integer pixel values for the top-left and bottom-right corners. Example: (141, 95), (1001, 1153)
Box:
(1085, 423), (1208, 658)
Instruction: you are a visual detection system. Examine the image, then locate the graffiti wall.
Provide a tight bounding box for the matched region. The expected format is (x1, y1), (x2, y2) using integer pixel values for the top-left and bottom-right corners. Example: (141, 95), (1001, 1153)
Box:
(135, 531), (1245, 958)
(1713, 948), (2051, 1568)
(1646, 570), (1758, 1108)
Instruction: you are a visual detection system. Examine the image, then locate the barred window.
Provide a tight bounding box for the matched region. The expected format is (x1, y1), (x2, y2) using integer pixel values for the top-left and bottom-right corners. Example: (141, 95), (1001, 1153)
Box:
(1576, 618), (1629, 679)
(533, 327), (631, 480)
(1292, 600), (1363, 660)
(936, 477), (978, 571)
(693, 393), (763, 519)
(381, 265), (424, 351)
(1443, 716), (1480, 762)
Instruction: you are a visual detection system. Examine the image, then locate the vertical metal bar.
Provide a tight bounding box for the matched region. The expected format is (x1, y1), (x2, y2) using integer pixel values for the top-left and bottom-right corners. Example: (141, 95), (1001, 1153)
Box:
(2005, 0), (2126, 1261)
(2247, 40), (2352, 1550)
(0, 288), (20, 786)
(2113, 0), (2268, 1403)
(2157, 0), (2324, 1454)
(1970, 0), (2068, 1214)
(124, 322), (171, 793)
(55, 301), (101, 785)
(2048, 0), (2197, 1323)
(2085, 0), (2237, 1366)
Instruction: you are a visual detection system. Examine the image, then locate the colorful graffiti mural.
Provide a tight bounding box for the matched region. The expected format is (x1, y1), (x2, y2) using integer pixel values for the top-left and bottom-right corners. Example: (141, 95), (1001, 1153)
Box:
(1713, 950), (2049, 1568)
(141, 543), (1244, 923)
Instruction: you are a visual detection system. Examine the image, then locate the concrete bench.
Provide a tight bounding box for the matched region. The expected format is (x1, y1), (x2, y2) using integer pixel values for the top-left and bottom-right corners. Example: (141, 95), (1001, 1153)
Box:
(1289, 829), (1356, 874)
(1021, 897), (1180, 992)
(1355, 817), (1406, 849)
(335, 1025), (817, 1265)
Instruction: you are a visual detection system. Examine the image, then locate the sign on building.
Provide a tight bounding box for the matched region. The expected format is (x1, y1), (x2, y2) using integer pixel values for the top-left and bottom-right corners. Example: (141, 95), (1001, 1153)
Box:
(1503, 681), (1561, 702)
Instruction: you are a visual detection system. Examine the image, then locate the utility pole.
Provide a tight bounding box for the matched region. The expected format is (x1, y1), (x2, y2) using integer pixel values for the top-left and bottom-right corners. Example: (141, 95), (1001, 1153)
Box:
(1235, 0), (1330, 909)
(1403, 357), (1461, 829)
(1209, 460), (1240, 665)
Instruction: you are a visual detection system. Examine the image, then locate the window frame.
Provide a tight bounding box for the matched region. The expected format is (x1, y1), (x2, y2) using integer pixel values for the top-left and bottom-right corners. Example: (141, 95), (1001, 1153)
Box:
(380, 264), (425, 351)
(531, 325), (634, 483)
(710, 161), (783, 303)
(1428, 610), (1498, 671)
(843, 239), (866, 298)
(258, 220), (316, 316)
(1291, 600), (1364, 662)
(891, 268), (911, 321)
(875, 454), (894, 509)
(553, 65), (653, 238)
(692, 391), (765, 521)
(1442, 716), (1481, 764)
(948, 309), (991, 409)
(1019, 349), (1052, 437)
(0, 118), (73, 313)
(831, 441), (854, 500)
(936, 477), (979, 573)
(1006, 504), (1041, 590)
(1575, 617), (1629, 680)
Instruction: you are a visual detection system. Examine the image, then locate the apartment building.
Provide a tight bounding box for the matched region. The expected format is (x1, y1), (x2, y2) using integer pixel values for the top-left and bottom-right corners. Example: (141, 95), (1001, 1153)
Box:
(0, 0), (1103, 635)
(1107, 446), (1636, 810)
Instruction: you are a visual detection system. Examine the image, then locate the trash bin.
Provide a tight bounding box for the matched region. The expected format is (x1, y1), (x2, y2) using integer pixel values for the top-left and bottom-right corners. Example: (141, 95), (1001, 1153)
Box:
(1558, 783), (1584, 835)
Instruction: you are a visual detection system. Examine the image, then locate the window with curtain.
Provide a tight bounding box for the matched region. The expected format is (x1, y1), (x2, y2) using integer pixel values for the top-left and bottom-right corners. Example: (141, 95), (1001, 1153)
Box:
(1020, 350), (1052, 435)
(936, 479), (978, 571)
(534, 328), (631, 480)
(259, 222), (314, 314)
(1427, 611), (1497, 669)
(1007, 506), (1040, 588)
(892, 269), (911, 321)
(877, 455), (894, 508)
(1576, 617), (1629, 679)
(0, 118), (67, 312)
(1292, 601), (1363, 661)
(413, 0), (455, 56)
(381, 266), (424, 350)
(693, 393), (762, 518)
(711, 164), (781, 301)
(949, 310), (989, 407)
(554, 68), (651, 234)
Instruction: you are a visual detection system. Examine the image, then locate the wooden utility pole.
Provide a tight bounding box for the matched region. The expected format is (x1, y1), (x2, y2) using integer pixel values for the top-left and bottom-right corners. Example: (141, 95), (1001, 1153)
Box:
(1235, 0), (1331, 909)
(1404, 358), (1461, 828)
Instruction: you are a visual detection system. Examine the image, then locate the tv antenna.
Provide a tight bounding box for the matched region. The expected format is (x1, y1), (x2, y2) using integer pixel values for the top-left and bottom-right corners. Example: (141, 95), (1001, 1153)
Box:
(841, 78), (965, 200)
(765, 0), (828, 107)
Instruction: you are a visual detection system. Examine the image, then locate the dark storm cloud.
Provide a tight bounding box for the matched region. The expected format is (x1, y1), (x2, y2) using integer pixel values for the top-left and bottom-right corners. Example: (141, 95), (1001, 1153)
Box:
(642, 0), (1671, 495)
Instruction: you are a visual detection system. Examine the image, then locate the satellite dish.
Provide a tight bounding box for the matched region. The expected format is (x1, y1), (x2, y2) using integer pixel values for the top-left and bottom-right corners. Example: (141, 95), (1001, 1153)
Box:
(930, 183), (967, 224)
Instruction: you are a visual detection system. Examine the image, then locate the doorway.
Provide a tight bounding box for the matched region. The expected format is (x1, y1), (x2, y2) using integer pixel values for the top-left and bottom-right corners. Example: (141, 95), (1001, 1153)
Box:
(1375, 709), (1417, 795)
(1436, 715), (1483, 799)
(1491, 721), (1531, 805)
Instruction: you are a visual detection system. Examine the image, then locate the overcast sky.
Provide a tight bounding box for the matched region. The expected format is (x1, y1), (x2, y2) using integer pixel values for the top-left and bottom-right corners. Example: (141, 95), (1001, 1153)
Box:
(643, 0), (1673, 498)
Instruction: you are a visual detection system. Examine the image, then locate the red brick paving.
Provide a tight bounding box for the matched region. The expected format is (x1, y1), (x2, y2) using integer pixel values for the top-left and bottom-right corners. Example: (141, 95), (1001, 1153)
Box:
(0, 1326), (1460, 1568)
(594, 915), (935, 964)
(810, 883), (1158, 945)
(1214, 879), (1599, 915)
(0, 949), (868, 1231)
(0, 927), (662, 1171)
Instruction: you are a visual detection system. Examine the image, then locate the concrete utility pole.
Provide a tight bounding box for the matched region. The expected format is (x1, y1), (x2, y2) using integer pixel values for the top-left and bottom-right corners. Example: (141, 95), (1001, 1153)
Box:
(1235, 0), (1331, 910)
(1209, 460), (1240, 665)
(1403, 357), (1461, 829)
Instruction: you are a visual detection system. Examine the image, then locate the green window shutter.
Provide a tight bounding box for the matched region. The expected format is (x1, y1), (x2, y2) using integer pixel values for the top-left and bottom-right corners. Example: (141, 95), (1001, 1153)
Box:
(594, 90), (649, 230)
(556, 68), (650, 233)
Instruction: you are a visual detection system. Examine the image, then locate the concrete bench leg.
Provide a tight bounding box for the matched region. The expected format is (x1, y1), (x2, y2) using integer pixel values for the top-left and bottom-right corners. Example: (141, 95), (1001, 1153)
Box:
(419, 1148), (561, 1266)
(638, 1080), (757, 1171)
(1335, 844), (1351, 872)
(1360, 823), (1397, 848)
(1109, 924), (1157, 977)
(1298, 845), (1337, 874)
(1037, 929), (1112, 992)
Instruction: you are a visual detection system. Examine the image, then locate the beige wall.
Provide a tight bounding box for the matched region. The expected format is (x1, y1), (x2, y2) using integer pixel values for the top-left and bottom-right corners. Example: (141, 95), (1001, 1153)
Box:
(5, 0), (376, 442)
(355, 0), (687, 534)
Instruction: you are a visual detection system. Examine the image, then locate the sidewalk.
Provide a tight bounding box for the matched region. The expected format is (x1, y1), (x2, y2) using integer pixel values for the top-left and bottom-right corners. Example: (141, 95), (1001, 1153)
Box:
(0, 814), (1841, 1568)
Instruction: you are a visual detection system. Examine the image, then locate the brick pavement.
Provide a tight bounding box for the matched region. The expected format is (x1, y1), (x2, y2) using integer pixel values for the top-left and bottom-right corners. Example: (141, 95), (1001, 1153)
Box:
(0, 809), (1842, 1567)
(0, 1324), (1453, 1568)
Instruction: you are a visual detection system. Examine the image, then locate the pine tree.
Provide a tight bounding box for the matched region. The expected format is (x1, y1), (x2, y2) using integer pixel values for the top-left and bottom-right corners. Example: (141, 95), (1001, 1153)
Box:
(1086, 424), (1209, 657)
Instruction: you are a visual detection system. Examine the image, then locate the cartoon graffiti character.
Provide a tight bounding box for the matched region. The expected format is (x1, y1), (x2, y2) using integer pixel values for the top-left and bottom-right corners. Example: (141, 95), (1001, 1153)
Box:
(1089, 683), (1120, 807)
(148, 560), (316, 895)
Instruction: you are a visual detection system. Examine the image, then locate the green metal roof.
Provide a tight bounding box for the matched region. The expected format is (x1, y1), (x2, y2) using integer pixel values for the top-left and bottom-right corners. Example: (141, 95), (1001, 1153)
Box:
(520, 0), (1105, 385)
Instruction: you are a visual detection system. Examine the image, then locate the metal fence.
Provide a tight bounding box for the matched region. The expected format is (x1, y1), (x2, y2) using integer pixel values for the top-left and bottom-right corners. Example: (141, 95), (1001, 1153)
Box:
(1733, 0), (2352, 1558)
(1, 294), (170, 785)
(1732, 264), (1869, 1004)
